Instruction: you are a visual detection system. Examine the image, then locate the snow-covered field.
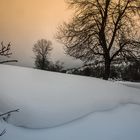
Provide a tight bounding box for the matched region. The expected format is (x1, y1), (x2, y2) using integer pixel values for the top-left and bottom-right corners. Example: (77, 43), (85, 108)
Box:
(0, 64), (140, 140)
(118, 81), (140, 89)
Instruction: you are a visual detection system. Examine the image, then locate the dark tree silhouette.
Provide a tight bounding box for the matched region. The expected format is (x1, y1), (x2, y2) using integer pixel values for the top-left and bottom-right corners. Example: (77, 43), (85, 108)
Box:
(0, 42), (17, 64)
(33, 39), (53, 70)
(56, 0), (140, 80)
(49, 60), (64, 72)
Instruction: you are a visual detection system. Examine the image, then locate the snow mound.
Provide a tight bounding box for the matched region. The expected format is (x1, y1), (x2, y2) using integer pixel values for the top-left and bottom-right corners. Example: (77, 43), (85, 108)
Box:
(1, 104), (140, 140)
(0, 64), (140, 128)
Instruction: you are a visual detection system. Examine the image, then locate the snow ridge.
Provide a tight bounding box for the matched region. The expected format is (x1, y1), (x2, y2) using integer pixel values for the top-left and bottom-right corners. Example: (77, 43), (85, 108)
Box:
(0, 64), (140, 128)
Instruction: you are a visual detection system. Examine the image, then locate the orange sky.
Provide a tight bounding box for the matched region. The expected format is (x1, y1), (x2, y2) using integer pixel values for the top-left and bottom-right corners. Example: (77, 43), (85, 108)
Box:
(0, 0), (82, 68)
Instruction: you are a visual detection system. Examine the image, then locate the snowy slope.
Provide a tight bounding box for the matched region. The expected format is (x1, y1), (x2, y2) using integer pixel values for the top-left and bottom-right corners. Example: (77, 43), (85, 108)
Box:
(0, 64), (140, 129)
(1, 104), (140, 140)
(118, 81), (140, 89)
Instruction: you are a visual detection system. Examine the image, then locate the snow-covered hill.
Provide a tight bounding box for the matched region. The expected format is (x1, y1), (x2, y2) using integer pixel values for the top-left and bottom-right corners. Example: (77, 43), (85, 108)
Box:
(0, 64), (140, 140)
(118, 81), (140, 89)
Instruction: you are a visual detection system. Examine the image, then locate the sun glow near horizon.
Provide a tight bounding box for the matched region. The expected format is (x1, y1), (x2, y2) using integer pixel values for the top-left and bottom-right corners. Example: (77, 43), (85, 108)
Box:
(0, 0), (82, 68)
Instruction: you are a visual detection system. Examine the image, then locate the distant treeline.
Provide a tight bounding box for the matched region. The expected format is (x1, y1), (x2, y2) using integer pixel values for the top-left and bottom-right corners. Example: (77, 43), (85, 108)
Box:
(66, 60), (140, 82)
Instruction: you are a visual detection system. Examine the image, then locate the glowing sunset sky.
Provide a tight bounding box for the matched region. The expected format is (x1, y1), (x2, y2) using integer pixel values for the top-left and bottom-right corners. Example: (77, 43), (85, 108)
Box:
(0, 0), (82, 68)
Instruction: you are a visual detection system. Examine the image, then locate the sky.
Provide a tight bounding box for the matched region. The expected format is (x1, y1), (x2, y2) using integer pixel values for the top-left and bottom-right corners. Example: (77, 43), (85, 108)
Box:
(0, 0), (82, 68)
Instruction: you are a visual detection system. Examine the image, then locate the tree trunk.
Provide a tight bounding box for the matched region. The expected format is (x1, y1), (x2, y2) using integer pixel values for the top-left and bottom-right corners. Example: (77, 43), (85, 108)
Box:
(103, 59), (111, 80)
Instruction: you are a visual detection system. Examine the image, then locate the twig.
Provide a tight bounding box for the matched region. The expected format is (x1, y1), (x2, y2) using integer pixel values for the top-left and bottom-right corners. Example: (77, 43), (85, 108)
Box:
(0, 109), (19, 117)
(0, 60), (18, 64)
(0, 129), (6, 136)
(0, 109), (19, 136)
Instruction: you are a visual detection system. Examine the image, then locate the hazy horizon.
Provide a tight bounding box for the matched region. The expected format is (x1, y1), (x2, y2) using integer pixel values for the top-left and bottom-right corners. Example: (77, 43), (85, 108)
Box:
(0, 0), (83, 69)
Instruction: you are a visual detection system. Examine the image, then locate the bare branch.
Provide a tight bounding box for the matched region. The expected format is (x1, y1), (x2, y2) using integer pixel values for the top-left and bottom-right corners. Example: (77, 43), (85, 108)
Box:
(0, 129), (6, 136)
(0, 60), (18, 64)
(0, 42), (18, 64)
(0, 109), (19, 137)
(0, 109), (19, 117)
(56, 0), (140, 79)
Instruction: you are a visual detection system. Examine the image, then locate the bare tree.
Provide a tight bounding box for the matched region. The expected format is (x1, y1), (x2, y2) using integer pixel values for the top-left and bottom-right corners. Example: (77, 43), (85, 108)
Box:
(33, 39), (53, 70)
(0, 42), (17, 64)
(56, 0), (140, 80)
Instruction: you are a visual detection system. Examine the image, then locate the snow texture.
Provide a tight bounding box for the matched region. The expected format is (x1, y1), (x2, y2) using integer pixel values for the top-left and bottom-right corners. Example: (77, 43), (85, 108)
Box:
(1, 104), (140, 140)
(0, 64), (140, 129)
(118, 81), (140, 89)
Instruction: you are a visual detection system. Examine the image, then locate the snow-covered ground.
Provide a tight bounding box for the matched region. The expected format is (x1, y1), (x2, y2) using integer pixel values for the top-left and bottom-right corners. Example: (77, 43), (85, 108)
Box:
(1, 104), (140, 140)
(0, 64), (140, 140)
(118, 81), (140, 89)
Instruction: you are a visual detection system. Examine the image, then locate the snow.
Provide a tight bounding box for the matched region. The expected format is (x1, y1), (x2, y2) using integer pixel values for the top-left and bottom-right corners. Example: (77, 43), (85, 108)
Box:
(118, 81), (140, 89)
(1, 104), (140, 140)
(0, 64), (140, 139)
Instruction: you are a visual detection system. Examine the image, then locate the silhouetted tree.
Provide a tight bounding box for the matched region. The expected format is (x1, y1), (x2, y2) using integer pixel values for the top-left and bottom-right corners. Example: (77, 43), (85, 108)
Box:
(0, 42), (17, 64)
(33, 39), (53, 70)
(56, 0), (140, 80)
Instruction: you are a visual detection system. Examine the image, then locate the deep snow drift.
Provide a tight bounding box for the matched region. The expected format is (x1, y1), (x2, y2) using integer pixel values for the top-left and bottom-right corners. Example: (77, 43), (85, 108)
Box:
(1, 104), (140, 140)
(0, 64), (140, 129)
